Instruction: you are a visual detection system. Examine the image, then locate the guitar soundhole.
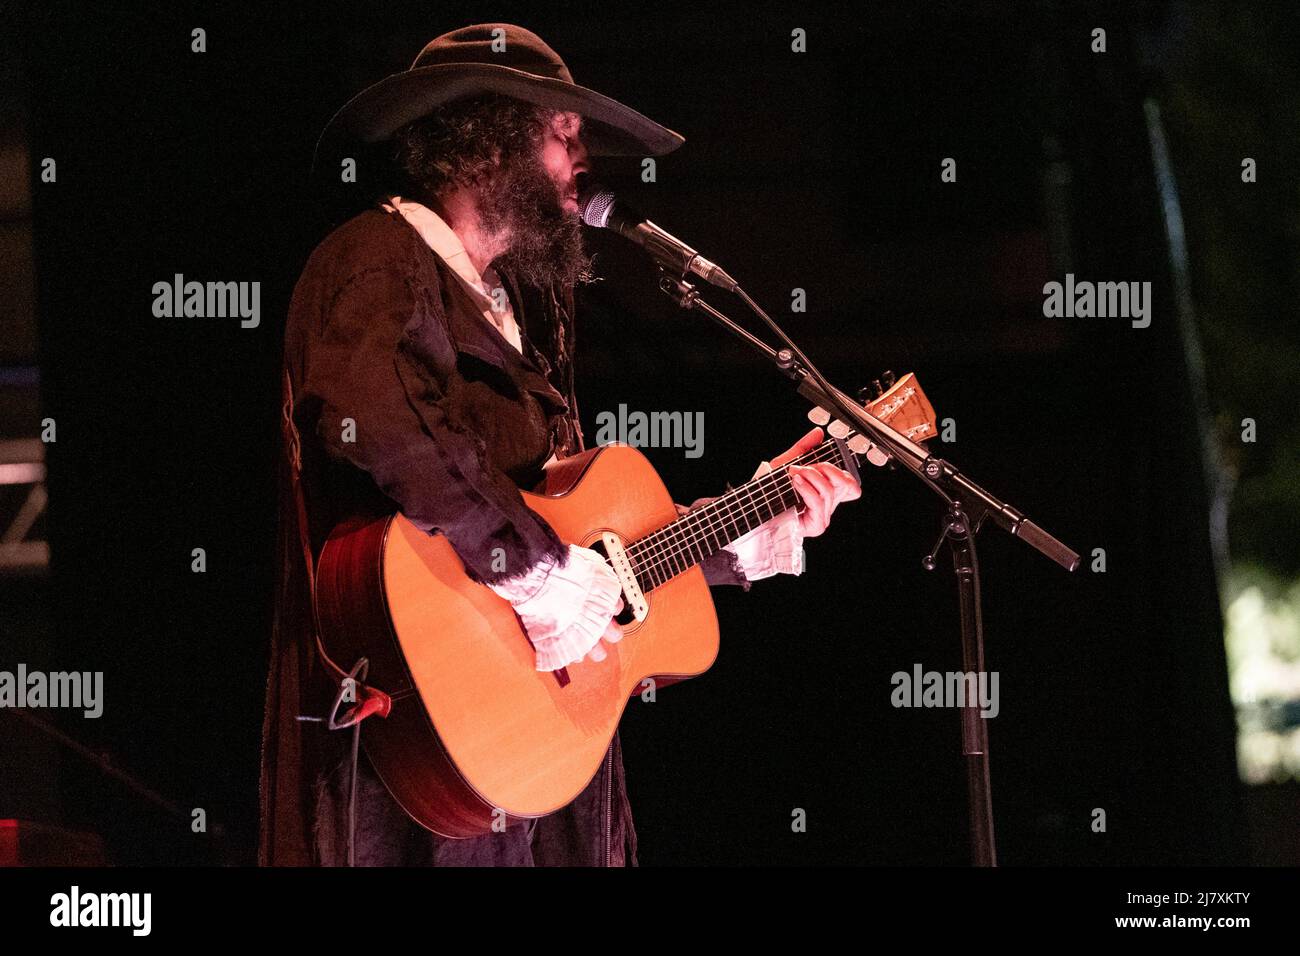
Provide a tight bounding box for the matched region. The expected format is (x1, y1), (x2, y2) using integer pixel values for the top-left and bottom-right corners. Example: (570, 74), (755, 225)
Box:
(588, 538), (637, 625)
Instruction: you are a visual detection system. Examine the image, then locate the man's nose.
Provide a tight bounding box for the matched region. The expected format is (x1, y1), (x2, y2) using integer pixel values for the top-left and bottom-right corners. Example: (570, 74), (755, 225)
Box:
(570, 136), (591, 177)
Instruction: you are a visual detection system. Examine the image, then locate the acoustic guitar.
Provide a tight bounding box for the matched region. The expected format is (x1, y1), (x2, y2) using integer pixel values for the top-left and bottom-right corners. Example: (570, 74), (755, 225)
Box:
(315, 373), (937, 837)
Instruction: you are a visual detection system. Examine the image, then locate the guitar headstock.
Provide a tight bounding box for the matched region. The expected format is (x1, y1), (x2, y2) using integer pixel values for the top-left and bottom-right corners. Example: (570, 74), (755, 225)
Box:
(807, 371), (937, 467)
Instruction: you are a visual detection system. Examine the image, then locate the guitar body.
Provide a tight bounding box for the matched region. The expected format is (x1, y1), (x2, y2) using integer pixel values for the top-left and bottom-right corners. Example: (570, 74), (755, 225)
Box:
(315, 443), (719, 838)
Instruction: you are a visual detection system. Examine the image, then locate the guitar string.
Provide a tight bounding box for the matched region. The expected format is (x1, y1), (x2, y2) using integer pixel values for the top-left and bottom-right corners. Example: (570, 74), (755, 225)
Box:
(616, 388), (922, 584)
(630, 447), (825, 581)
(652, 466), (804, 574)
(633, 456), (822, 587)
(630, 443), (841, 583)
(641, 444), (833, 557)
(631, 399), (925, 583)
(628, 442), (849, 587)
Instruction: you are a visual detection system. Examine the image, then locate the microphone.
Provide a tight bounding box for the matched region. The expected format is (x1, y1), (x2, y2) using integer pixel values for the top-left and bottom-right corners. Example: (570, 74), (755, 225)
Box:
(577, 182), (739, 292)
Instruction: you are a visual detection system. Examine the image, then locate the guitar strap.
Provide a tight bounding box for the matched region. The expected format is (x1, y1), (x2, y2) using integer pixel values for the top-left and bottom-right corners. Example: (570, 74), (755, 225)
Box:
(280, 366), (392, 725)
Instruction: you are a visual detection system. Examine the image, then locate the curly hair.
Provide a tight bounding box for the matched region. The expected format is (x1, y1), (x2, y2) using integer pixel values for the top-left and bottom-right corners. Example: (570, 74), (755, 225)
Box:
(386, 94), (557, 205)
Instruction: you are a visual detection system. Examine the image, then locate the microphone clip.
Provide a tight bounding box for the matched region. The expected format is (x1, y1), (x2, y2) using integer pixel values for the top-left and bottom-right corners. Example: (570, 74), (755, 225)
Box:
(657, 269), (701, 309)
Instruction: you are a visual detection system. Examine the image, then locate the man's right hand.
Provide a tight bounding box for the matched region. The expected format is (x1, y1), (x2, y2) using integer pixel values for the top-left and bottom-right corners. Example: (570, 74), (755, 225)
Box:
(487, 543), (625, 671)
(584, 597), (624, 663)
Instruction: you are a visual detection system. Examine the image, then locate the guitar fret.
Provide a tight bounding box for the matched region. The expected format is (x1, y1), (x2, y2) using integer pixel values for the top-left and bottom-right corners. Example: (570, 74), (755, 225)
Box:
(623, 377), (928, 590)
(628, 441), (848, 590)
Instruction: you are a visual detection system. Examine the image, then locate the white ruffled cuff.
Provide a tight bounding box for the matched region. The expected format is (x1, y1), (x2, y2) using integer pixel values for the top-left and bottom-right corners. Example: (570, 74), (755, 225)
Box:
(489, 543), (623, 671)
(723, 460), (805, 581)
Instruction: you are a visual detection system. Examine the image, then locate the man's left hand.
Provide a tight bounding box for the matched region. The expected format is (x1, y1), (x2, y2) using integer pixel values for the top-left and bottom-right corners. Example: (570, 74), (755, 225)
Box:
(769, 427), (861, 538)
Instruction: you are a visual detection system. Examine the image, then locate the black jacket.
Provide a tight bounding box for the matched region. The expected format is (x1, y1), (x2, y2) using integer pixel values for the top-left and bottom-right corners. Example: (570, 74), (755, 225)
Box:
(258, 204), (746, 865)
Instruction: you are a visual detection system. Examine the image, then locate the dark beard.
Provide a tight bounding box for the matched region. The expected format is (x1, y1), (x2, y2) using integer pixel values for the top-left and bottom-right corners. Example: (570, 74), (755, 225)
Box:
(477, 151), (592, 289)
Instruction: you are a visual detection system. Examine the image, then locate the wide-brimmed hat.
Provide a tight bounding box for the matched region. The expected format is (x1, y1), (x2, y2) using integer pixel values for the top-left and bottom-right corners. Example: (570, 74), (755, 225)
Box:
(311, 22), (684, 187)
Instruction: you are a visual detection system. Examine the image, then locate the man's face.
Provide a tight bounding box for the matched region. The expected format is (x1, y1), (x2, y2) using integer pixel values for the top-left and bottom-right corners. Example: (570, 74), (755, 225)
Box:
(477, 108), (593, 288)
(540, 111), (590, 217)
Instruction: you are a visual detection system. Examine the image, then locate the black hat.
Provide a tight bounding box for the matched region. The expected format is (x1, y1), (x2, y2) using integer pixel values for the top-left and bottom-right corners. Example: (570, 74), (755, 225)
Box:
(311, 22), (684, 186)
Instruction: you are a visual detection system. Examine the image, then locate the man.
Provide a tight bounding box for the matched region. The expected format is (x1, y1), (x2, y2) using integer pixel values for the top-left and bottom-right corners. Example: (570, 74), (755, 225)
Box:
(258, 23), (860, 867)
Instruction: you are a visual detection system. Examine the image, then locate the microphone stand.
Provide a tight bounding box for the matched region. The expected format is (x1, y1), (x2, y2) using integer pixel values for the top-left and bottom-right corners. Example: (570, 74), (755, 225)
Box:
(655, 268), (1079, 867)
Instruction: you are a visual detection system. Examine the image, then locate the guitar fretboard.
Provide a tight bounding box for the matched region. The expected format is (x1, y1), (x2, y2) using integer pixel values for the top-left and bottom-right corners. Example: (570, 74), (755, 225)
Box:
(625, 438), (856, 591)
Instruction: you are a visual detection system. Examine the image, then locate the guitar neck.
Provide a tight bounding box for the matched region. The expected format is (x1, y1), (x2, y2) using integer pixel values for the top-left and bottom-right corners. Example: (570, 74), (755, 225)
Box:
(626, 438), (858, 592)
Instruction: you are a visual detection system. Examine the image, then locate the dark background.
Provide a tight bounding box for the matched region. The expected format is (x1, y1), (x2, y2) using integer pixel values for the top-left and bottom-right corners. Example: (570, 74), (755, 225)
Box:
(3, 0), (1296, 865)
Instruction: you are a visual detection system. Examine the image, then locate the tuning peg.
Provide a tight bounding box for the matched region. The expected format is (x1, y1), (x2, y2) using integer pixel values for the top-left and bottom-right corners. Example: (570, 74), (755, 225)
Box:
(848, 434), (892, 468)
(828, 419), (852, 440)
(859, 381), (883, 404)
(807, 406), (831, 427)
(881, 370), (896, 389)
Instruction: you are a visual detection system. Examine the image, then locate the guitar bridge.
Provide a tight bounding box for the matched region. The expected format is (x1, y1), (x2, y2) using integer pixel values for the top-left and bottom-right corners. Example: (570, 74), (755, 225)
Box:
(596, 532), (649, 623)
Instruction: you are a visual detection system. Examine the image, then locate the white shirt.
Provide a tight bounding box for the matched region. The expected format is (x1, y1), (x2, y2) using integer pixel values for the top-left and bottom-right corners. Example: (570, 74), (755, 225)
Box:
(381, 195), (523, 352)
